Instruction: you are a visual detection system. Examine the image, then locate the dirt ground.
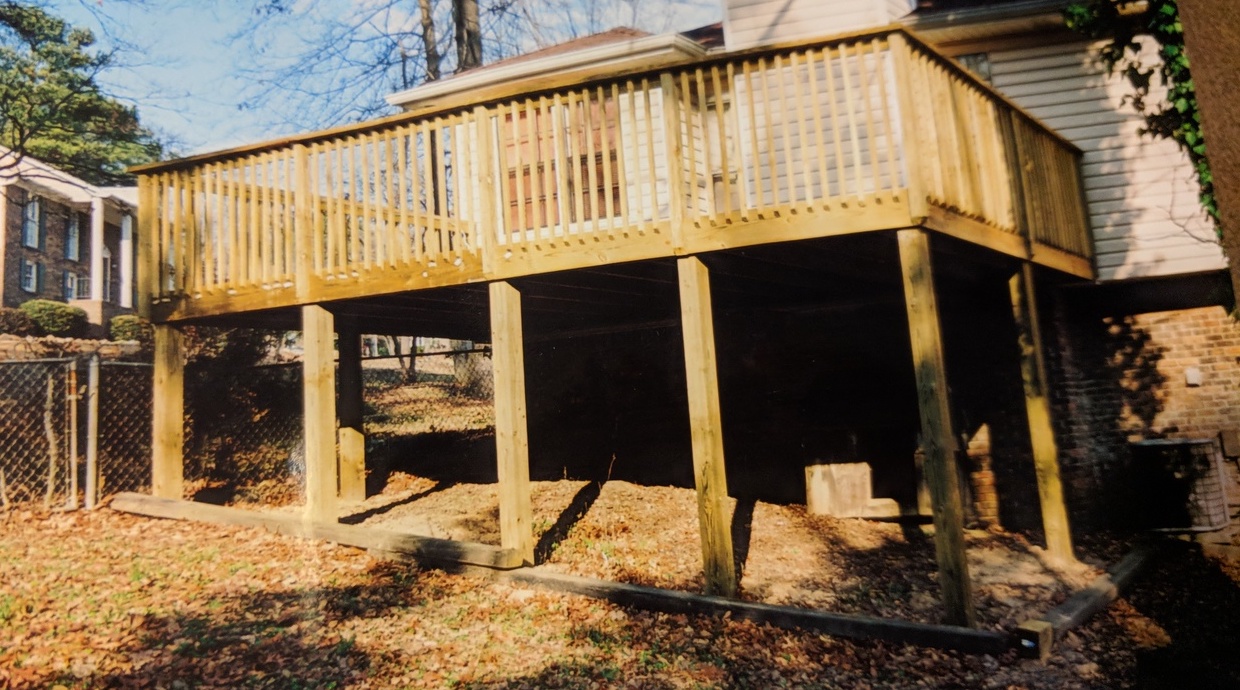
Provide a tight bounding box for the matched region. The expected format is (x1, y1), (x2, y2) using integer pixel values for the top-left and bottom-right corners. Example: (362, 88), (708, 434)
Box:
(339, 475), (1105, 631)
(3, 508), (1240, 689)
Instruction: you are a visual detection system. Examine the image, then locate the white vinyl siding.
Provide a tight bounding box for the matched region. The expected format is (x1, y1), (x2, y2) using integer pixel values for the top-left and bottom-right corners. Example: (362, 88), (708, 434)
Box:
(987, 39), (1222, 281)
(724, 0), (915, 50)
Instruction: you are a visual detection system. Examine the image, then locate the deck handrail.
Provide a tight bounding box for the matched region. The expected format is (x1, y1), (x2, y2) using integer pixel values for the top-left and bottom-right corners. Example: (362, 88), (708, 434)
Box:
(134, 26), (1092, 320)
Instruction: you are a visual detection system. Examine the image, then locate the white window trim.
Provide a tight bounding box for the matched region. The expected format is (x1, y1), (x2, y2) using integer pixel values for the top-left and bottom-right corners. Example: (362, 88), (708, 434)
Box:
(20, 259), (40, 293)
(22, 196), (41, 249)
(66, 214), (81, 261)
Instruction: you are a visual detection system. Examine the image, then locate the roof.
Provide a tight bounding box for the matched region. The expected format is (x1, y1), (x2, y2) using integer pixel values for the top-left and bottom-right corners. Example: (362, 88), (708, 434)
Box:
(0, 146), (134, 208)
(482, 27), (652, 71)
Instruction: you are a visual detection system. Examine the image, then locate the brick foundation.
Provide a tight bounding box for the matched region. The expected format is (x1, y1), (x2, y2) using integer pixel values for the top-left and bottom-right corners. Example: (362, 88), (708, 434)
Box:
(1045, 289), (1240, 525)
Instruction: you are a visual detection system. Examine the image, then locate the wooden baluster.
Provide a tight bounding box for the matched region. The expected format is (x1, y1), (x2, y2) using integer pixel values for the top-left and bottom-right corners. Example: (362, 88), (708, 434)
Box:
(539, 100), (556, 237)
(624, 80), (643, 229)
(568, 92), (587, 233)
(856, 40), (883, 199)
(710, 66), (733, 217)
(838, 43), (865, 199)
(598, 85), (617, 235)
(413, 123), (428, 261)
(510, 102), (527, 241)
(679, 71), (699, 224)
(874, 39), (900, 195)
(760, 59), (780, 207)
(584, 87), (602, 236)
(494, 104), (512, 248)
(823, 47), (848, 201)
(774, 54), (798, 208)
(552, 93), (571, 238)
(435, 120), (450, 258)
(806, 47), (831, 203)
(136, 176), (154, 316)
(726, 62), (749, 219)
(611, 83), (631, 232)
(398, 127), (411, 264)
(693, 70), (715, 219)
(641, 78), (659, 227)
(789, 52), (814, 210)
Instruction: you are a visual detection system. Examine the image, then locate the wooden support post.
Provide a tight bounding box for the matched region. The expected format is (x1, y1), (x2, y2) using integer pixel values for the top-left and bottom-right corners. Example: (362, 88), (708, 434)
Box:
(489, 281), (534, 565)
(897, 229), (975, 628)
(302, 304), (338, 523)
(1009, 263), (1074, 561)
(337, 317), (366, 503)
(676, 256), (737, 597)
(151, 324), (184, 499)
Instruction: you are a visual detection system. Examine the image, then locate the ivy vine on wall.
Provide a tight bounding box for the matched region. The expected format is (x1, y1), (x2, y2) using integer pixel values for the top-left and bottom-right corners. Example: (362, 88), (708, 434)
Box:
(1065, 0), (1218, 237)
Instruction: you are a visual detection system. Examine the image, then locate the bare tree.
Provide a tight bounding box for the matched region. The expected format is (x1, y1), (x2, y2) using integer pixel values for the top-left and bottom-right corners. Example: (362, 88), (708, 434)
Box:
(230, 0), (718, 131)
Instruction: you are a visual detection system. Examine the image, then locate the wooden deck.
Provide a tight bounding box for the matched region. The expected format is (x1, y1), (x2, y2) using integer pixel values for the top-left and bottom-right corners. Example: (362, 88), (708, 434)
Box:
(133, 27), (1092, 324)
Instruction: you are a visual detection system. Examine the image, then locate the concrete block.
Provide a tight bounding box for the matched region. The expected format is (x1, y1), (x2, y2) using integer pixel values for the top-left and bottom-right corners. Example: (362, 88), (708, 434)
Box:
(806, 462), (873, 517)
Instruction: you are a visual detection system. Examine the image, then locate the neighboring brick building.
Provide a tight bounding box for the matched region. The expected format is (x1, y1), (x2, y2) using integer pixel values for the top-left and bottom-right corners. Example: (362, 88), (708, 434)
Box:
(0, 149), (137, 330)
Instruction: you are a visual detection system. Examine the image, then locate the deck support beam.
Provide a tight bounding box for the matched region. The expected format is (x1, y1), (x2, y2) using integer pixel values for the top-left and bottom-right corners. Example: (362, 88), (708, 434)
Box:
(302, 304), (338, 523)
(337, 317), (366, 502)
(490, 281), (535, 566)
(151, 324), (184, 499)
(897, 229), (976, 628)
(676, 256), (737, 598)
(1009, 263), (1074, 561)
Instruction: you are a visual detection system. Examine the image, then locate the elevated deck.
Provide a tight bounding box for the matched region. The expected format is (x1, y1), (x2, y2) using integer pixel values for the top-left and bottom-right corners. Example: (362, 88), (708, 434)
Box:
(133, 27), (1092, 324)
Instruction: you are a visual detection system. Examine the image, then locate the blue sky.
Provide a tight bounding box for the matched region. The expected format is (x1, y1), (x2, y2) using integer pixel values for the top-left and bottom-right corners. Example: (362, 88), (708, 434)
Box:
(56, 1), (722, 158)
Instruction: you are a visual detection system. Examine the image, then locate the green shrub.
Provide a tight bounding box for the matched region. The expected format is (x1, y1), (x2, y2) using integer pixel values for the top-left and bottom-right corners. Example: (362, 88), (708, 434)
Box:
(19, 299), (88, 338)
(109, 314), (153, 344)
(0, 307), (40, 336)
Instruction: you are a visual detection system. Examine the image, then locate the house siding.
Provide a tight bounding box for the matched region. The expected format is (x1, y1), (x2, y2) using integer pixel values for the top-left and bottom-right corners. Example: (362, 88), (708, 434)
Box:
(724, 0), (915, 51)
(986, 39), (1224, 281)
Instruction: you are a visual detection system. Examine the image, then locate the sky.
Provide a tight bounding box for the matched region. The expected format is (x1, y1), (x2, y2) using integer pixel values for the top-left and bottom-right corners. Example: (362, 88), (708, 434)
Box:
(53, 1), (722, 159)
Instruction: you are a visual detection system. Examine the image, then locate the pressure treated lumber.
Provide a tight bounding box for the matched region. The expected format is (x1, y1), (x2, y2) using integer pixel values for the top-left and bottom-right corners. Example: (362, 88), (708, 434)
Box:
(489, 281), (535, 565)
(897, 229), (975, 628)
(501, 569), (1011, 655)
(337, 318), (366, 503)
(302, 304), (339, 523)
(1016, 542), (1160, 659)
(109, 492), (523, 569)
(677, 256), (738, 597)
(151, 325), (184, 500)
(1009, 264), (1074, 561)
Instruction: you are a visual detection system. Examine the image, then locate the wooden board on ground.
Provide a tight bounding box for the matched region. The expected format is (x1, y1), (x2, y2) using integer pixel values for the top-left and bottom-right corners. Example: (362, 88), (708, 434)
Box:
(109, 492), (523, 569)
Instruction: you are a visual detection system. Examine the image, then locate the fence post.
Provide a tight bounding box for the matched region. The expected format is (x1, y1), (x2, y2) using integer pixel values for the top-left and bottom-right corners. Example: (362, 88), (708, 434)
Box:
(67, 359), (79, 510)
(85, 355), (100, 509)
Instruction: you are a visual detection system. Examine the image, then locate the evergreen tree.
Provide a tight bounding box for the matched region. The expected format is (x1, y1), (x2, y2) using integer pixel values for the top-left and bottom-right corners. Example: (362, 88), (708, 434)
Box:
(0, 1), (161, 185)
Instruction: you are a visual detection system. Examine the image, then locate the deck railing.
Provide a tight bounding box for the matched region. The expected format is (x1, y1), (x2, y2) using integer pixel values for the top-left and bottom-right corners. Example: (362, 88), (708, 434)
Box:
(135, 27), (1090, 319)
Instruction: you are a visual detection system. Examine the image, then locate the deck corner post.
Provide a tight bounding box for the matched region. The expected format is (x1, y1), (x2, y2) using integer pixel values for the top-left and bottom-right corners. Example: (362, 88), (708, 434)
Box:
(1009, 263), (1074, 561)
(660, 72), (688, 251)
(302, 304), (338, 523)
(897, 228), (976, 628)
(151, 324), (185, 500)
(676, 256), (738, 598)
(489, 280), (534, 565)
(337, 317), (366, 503)
(888, 31), (929, 222)
(293, 143), (314, 301)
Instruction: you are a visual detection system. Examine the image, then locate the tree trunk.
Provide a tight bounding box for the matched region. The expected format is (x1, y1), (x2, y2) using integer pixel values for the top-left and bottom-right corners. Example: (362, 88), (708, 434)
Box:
(454, 0), (482, 72)
(419, 0), (441, 81)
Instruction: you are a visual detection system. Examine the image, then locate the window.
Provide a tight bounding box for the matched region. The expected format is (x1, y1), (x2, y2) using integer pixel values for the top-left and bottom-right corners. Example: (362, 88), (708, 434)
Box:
(64, 271), (81, 300)
(20, 259), (41, 293)
(21, 197), (42, 249)
(66, 214), (81, 261)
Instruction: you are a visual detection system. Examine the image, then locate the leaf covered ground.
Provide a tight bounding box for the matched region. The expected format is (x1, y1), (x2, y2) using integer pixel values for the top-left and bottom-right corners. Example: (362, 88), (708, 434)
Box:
(2, 508), (1240, 689)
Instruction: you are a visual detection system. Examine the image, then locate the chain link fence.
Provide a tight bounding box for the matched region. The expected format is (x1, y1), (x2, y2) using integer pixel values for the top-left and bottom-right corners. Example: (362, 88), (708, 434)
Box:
(0, 340), (496, 510)
(0, 359), (75, 508)
(362, 348), (494, 438)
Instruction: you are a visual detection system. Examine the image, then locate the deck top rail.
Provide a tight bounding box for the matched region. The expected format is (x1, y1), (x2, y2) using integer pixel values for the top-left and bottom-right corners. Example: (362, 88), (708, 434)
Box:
(135, 27), (1092, 322)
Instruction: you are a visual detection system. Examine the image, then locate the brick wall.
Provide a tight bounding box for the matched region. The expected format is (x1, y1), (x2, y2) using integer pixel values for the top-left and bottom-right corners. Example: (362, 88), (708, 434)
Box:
(1044, 290), (1240, 525)
(3, 185), (93, 309)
